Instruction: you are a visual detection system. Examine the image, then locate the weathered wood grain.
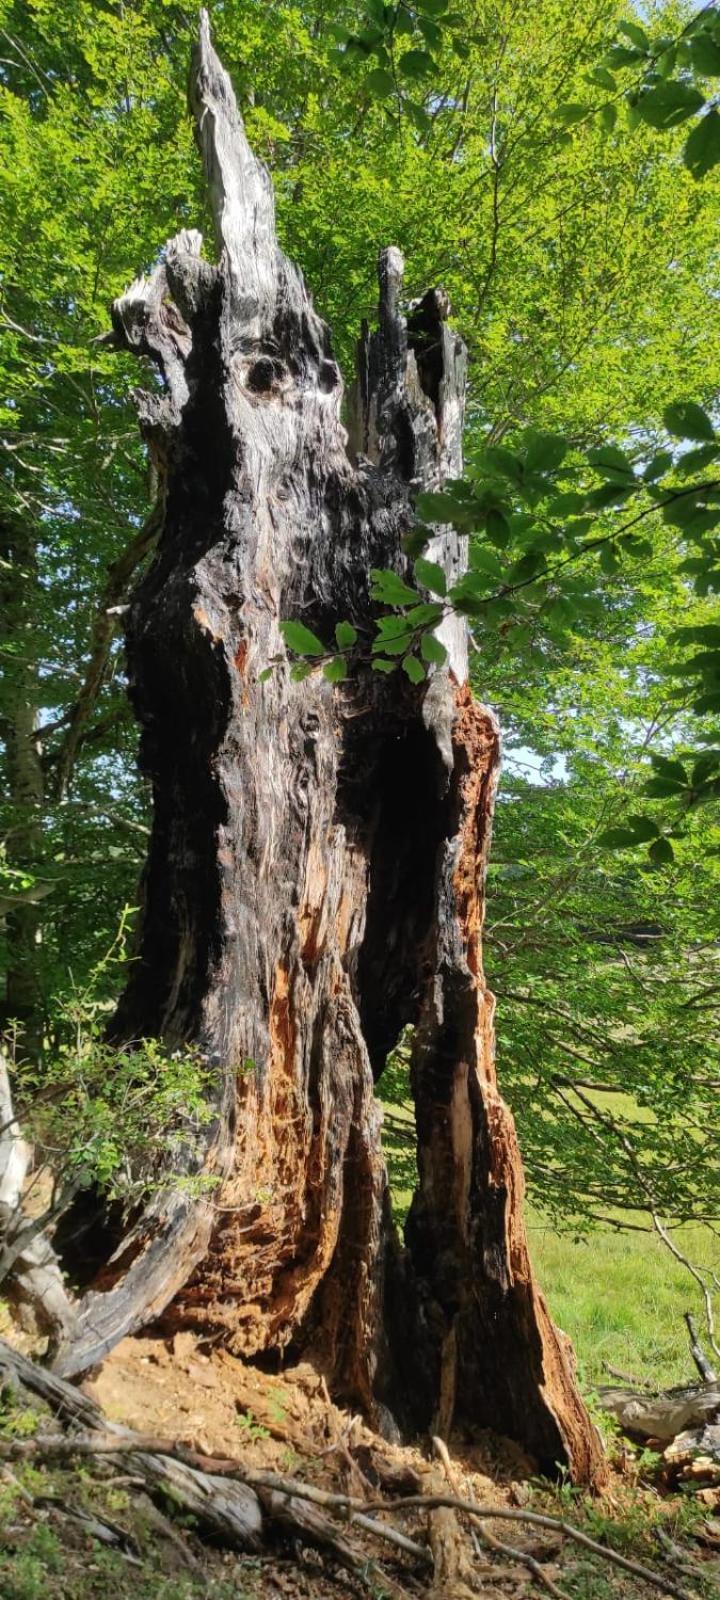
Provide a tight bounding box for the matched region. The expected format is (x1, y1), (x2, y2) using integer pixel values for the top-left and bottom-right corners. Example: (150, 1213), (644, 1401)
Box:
(50, 11), (603, 1486)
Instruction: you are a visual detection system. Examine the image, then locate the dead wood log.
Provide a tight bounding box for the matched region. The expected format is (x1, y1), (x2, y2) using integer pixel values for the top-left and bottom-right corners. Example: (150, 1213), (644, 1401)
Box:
(0, 1336), (421, 1597)
(664, 1422), (720, 1482)
(0, 1053), (77, 1354)
(0, 1336), (262, 1545)
(43, 12), (603, 1484)
(598, 1383), (720, 1444)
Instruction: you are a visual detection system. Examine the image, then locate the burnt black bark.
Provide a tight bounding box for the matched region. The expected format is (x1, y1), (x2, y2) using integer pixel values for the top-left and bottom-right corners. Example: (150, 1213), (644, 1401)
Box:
(52, 13), (603, 1486)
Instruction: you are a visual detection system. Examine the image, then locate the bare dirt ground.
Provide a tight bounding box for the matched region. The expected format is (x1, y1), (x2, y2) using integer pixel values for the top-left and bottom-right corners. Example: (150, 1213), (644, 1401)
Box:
(84, 1330), (540, 1598)
(3, 1327), (720, 1599)
(85, 1332), (720, 1598)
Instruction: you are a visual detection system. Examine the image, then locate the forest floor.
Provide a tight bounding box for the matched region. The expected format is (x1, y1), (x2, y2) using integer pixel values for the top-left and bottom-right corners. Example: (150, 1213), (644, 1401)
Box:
(1, 1322), (720, 1600)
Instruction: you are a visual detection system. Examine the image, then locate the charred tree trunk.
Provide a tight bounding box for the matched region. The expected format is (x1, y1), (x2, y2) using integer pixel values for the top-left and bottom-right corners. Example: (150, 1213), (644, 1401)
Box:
(53, 14), (603, 1485)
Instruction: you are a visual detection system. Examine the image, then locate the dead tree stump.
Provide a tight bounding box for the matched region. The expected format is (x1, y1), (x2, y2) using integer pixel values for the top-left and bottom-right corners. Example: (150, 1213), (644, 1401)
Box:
(54, 13), (603, 1486)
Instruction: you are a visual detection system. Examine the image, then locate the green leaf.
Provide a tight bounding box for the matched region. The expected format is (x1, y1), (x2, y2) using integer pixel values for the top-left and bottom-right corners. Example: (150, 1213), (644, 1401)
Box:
(335, 620), (358, 650)
(509, 548), (545, 582)
(597, 827), (645, 848)
(676, 442), (720, 475)
(280, 621), (326, 656)
(483, 445), (524, 483)
(371, 632), (412, 654)
(524, 430), (568, 473)
(688, 36), (720, 76)
(693, 690), (720, 714)
(548, 491), (586, 515)
(599, 543), (620, 575)
(643, 451), (673, 482)
(587, 68), (617, 90)
(415, 490), (462, 523)
(323, 655), (348, 681)
(656, 46), (678, 78)
(420, 631), (447, 664)
(377, 614), (416, 638)
(649, 837), (674, 867)
(371, 657), (397, 673)
(603, 44), (648, 67)
(414, 556), (447, 596)
(468, 546), (503, 578)
(416, 0), (448, 14)
(404, 99), (433, 132)
(357, 26), (385, 46)
(587, 444), (634, 479)
(644, 778), (687, 798)
(586, 481), (636, 508)
(685, 9), (720, 36)
(395, 6), (414, 32)
(649, 753), (689, 784)
(290, 662), (312, 681)
(405, 602), (445, 625)
(636, 81), (705, 130)
(654, 45), (678, 78)
(258, 666), (274, 682)
(554, 103), (589, 127)
(684, 108), (720, 180)
(402, 653), (426, 682)
(398, 49), (436, 79)
(662, 492), (720, 534)
(626, 814), (661, 841)
(692, 751), (720, 785)
(403, 524), (432, 560)
(486, 508), (511, 546)
(369, 569), (420, 605)
(673, 623), (720, 646)
(663, 400), (715, 441)
(416, 16), (442, 48)
(365, 67), (395, 97)
(599, 103), (618, 134)
(618, 20), (650, 51)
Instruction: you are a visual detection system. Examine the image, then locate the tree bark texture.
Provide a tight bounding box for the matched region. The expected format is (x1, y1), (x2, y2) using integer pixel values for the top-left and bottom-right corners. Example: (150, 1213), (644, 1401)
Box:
(54, 13), (603, 1486)
(1, 518), (45, 1051)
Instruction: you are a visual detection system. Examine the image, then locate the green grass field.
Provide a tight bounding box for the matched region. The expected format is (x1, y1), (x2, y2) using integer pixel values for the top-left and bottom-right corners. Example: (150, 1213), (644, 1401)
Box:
(530, 1215), (720, 1391)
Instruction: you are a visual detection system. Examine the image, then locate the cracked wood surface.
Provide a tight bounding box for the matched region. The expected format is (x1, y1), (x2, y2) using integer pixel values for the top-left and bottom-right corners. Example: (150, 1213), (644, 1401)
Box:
(50, 10), (603, 1487)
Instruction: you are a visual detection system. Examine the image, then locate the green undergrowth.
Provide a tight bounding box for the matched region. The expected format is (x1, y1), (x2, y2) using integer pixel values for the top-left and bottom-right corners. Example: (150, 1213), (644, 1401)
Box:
(0, 1391), (261, 1600)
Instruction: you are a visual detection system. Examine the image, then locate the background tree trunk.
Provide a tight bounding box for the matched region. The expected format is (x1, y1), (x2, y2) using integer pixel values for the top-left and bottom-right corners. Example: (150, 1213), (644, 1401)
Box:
(55, 12), (603, 1486)
(1, 518), (45, 1055)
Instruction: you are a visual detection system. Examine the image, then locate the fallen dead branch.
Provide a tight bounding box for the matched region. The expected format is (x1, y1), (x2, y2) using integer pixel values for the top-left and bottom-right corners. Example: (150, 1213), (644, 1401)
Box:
(0, 1338), (422, 1598)
(359, 1492), (699, 1600)
(0, 1336), (702, 1600)
(0, 1431), (429, 1567)
(684, 1313), (717, 1384)
(432, 1435), (570, 1600)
